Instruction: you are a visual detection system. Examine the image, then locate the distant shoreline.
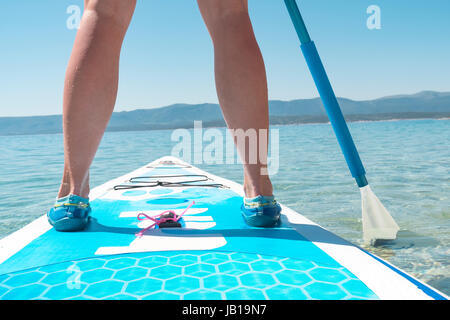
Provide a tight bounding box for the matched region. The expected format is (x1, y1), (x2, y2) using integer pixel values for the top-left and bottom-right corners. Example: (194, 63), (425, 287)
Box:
(1, 90), (449, 136)
(1, 114), (448, 137)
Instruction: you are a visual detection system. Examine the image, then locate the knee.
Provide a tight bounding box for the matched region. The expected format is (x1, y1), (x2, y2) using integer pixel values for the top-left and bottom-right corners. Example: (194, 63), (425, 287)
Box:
(198, 0), (249, 29)
(84, 0), (136, 28)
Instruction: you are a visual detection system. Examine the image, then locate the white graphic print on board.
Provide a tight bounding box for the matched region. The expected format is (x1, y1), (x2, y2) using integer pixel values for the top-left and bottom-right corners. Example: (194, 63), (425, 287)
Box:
(95, 207), (226, 255)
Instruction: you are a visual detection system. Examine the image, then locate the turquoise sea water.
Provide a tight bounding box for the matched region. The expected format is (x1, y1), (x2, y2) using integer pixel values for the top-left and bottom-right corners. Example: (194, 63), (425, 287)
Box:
(0, 119), (449, 296)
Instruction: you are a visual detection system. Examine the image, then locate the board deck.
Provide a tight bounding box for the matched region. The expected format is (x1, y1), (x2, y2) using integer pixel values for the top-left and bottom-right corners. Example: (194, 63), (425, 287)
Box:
(0, 156), (447, 300)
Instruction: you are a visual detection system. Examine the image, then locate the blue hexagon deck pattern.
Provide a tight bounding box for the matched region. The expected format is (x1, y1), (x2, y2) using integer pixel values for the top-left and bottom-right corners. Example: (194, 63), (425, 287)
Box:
(0, 251), (378, 300)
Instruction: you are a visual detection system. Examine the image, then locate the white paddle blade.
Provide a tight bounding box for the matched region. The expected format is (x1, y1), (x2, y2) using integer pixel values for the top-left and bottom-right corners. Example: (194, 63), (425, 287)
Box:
(360, 185), (400, 245)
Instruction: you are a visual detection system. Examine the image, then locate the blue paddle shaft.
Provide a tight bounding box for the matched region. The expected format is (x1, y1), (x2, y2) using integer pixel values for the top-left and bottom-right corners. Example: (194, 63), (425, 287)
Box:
(284, 0), (368, 187)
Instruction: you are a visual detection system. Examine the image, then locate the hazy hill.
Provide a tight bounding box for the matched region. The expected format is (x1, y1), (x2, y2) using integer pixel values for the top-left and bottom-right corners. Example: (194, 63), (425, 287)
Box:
(1, 91), (449, 136)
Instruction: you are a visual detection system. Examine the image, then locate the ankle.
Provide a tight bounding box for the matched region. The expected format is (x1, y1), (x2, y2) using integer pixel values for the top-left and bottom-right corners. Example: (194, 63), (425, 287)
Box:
(57, 182), (71, 199)
(57, 182), (90, 199)
(244, 175), (273, 198)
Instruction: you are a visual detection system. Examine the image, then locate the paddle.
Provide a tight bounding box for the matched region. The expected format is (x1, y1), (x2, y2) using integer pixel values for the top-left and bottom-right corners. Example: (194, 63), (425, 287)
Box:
(283, 0), (399, 245)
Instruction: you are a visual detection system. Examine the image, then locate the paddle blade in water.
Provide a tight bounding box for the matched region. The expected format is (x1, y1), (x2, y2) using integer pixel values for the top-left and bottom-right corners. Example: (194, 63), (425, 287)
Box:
(360, 185), (400, 245)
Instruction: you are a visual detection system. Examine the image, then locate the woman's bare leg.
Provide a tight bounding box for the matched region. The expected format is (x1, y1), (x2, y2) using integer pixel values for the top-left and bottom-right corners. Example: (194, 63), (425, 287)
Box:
(58, 0), (136, 199)
(197, 0), (273, 198)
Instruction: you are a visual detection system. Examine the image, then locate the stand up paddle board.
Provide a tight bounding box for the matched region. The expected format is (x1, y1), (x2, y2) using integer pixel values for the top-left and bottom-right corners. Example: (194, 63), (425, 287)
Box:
(0, 156), (447, 300)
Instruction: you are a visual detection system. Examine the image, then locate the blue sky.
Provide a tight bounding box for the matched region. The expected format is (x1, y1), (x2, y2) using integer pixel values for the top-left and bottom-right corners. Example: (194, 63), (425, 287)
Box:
(0, 0), (449, 117)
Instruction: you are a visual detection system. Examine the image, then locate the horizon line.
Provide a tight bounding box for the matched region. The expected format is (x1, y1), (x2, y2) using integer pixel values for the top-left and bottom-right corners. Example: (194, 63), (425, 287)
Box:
(1, 89), (449, 119)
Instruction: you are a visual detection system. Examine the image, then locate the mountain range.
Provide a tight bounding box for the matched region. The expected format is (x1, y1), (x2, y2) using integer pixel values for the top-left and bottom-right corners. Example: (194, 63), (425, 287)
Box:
(1, 91), (449, 136)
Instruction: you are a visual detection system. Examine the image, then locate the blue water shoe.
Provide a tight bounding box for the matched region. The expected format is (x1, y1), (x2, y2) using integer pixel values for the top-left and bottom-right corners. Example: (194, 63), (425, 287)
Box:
(47, 194), (91, 231)
(241, 195), (281, 227)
